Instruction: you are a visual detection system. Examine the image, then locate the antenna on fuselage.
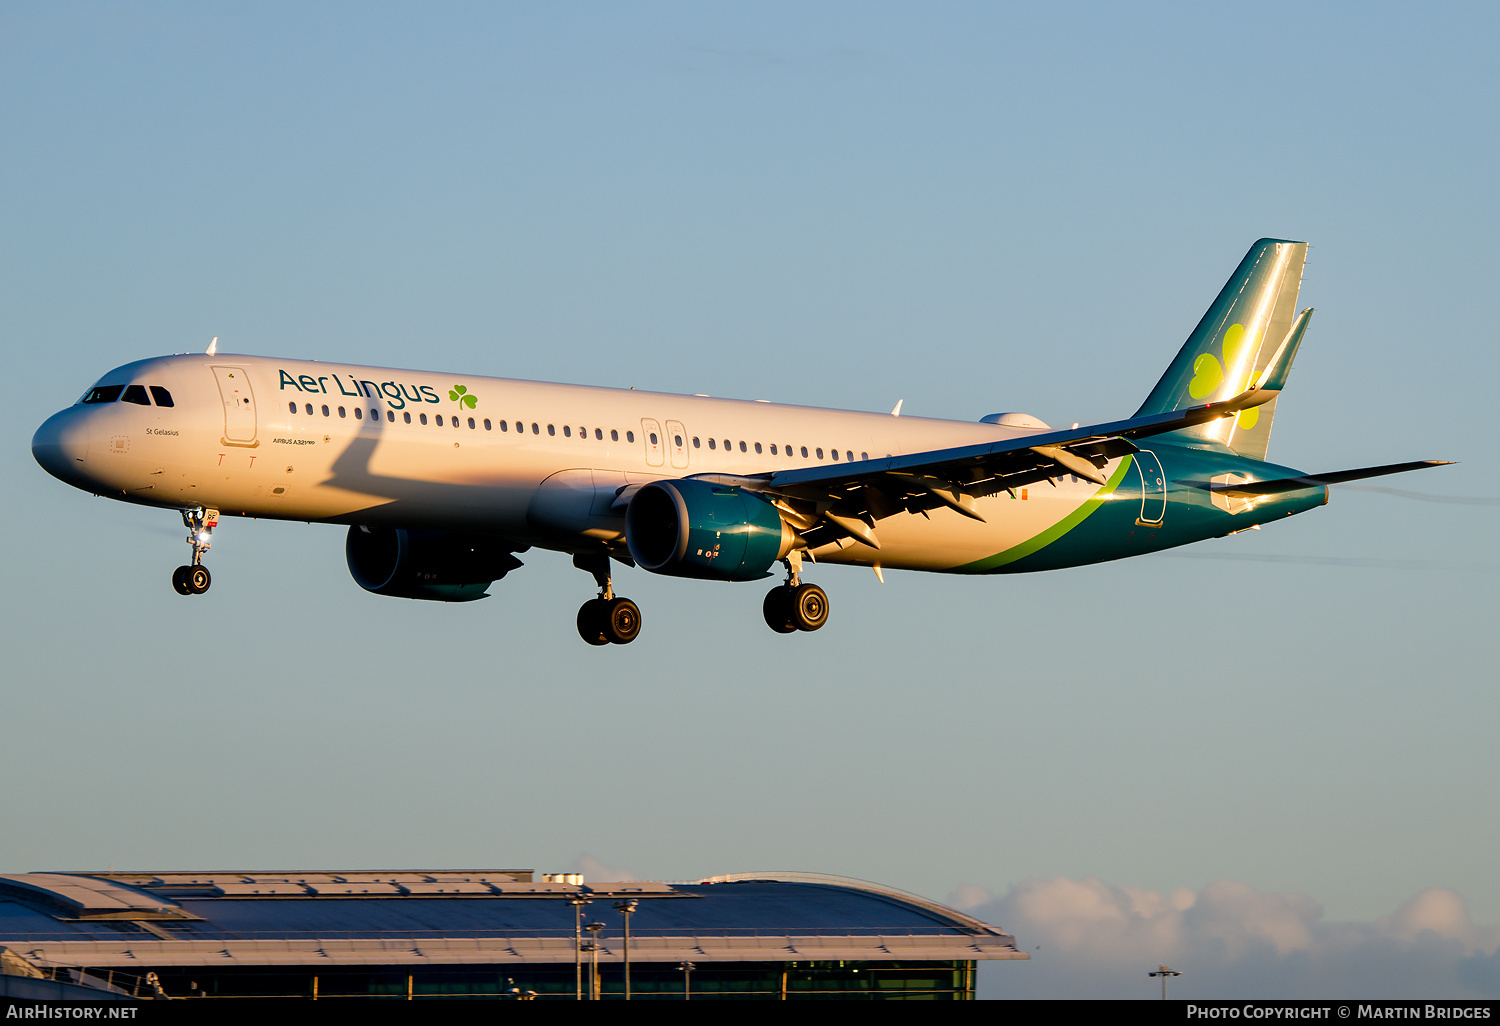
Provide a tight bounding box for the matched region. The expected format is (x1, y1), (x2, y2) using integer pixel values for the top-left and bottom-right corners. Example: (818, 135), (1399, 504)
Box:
(890, 399), (903, 417)
(206, 337), (218, 356)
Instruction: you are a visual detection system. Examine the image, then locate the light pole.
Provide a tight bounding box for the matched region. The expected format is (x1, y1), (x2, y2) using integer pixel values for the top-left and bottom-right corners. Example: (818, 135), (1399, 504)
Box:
(678, 960), (695, 1001)
(568, 897), (591, 1000)
(614, 899), (639, 1000)
(1148, 965), (1182, 999)
(585, 921), (605, 1000)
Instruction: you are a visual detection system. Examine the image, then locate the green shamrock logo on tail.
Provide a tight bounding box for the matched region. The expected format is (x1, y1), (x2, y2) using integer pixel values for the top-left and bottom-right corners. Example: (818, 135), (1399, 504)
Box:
(448, 384), (478, 410)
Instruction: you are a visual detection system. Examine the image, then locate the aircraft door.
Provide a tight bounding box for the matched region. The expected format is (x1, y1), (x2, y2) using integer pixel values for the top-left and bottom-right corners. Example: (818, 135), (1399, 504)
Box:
(212, 365), (259, 447)
(1135, 449), (1165, 525)
(640, 418), (664, 467)
(665, 419), (689, 469)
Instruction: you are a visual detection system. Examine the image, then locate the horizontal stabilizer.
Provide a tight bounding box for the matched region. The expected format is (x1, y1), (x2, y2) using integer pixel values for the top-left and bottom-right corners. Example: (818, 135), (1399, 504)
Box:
(1254, 307), (1313, 394)
(1207, 460), (1454, 498)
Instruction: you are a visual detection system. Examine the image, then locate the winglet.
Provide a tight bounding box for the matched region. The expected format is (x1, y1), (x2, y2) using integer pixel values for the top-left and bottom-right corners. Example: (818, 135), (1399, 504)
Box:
(206, 336), (218, 356)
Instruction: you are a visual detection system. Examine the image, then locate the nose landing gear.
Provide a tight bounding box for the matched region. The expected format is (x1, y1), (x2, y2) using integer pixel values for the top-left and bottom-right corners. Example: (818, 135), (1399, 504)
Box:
(763, 552), (829, 633)
(573, 553), (641, 646)
(172, 507), (217, 596)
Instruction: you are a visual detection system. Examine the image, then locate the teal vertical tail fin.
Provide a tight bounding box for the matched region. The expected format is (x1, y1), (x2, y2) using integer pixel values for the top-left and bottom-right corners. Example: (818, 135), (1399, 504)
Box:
(1134, 239), (1309, 459)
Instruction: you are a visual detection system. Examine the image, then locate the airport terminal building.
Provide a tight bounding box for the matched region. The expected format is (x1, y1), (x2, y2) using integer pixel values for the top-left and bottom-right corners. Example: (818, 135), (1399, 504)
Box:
(0, 869), (1026, 1001)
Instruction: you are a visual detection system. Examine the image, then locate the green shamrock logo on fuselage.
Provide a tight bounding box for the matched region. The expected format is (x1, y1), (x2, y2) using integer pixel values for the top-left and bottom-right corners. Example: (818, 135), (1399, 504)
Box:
(448, 384), (478, 410)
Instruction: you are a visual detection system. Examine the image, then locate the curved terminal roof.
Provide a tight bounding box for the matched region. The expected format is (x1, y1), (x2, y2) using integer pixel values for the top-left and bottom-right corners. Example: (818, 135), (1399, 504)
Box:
(0, 869), (1026, 970)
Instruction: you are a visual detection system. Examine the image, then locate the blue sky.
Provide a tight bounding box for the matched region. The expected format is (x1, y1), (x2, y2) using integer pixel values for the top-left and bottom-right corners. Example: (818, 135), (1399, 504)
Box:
(3, 2), (1497, 999)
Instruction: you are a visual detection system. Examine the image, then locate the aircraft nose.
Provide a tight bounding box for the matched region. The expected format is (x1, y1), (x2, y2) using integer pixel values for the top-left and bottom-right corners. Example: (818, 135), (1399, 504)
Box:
(32, 407), (93, 488)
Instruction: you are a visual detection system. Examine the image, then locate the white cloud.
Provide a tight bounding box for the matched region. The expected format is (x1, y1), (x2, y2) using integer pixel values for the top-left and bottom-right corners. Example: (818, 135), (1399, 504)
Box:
(569, 853), (637, 883)
(973, 878), (1500, 999)
(947, 883), (995, 911)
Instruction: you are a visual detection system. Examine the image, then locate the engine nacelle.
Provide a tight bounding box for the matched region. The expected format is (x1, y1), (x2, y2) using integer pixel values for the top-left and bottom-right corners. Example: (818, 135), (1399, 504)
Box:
(625, 479), (794, 582)
(345, 526), (524, 602)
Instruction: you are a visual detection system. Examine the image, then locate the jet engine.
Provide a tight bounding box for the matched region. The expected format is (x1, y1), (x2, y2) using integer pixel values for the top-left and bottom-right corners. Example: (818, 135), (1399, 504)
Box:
(625, 479), (794, 582)
(345, 526), (524, 602)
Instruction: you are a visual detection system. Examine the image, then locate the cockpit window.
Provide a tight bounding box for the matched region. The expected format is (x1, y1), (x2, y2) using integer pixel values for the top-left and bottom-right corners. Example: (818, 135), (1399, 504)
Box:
(121, 385), (150, 405)
(81, 385), (124, 404)
(149, 386), (174, 407)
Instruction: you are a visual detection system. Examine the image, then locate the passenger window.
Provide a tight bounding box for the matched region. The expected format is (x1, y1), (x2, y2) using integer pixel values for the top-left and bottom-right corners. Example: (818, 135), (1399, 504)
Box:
(533, 423), (540, 434)
(816, 448), (823, 459)
(674, 435), (683, 448)
(371, 409), (379, 420)
(708, 438), (716, 450)
(121, 385), (150, 405)
(831, 449), (839, 461)
(288, 401), (298, 414)
(611, 429), (619, 441)
(739, 441), (746, 452)
(499, 420), (507, 431)
(770, 444), (777, 455)
(754, 442), (762, 454)
(649, 432), (658, 445)
(435, 415), (443, 426)
(306, 404), (314, 415)
(387, 411), (395, 422)
(847, 451), (854, 462)
(548, 424), (556, 436)
(800, 446), (808, 458)
(693, 437), (700, 448)
(626, 431), (634, 443)
(82, 385), (124, 404)
(403, 412), (412, 424)
(149, 386), (174, 407)
(319, 405), (327, 417)
(577, 426), (584, 437)
(563, 426), (571, 437)
(469, 417), (476, 429)
(355, 408), (363, 420)
(595, 428), (603, 440)
(861, 452), (868, 461)
(420, 413), (429, 425)
(723, 439), (730, 450)
(338, 407), (346, 418)
(484, 419), (492, 430)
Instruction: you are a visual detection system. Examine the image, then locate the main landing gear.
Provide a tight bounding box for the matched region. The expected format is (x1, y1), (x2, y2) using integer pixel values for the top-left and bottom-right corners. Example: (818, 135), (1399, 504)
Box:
(172, 507), (217, 596)
(573, 553), (641, 646)
(763, 551), (829, 634)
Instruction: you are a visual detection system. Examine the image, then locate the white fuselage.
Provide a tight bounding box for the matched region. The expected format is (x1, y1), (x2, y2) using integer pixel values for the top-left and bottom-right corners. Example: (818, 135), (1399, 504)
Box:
(35, 353), (1124, 573)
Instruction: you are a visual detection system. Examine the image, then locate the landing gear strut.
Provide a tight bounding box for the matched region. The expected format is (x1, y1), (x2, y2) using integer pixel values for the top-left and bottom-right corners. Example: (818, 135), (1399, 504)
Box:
(573, 553), (641, 646)
(172, 507), (217, 596)
(763, 551), (828, 634)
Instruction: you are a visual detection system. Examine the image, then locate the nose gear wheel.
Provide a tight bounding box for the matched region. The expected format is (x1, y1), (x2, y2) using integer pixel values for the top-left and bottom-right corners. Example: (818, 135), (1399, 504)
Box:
(172, 507), (217, 596)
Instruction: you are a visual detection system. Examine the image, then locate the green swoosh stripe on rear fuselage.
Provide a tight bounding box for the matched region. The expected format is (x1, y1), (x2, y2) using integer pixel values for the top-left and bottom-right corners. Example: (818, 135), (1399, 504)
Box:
(954, 455), (1136, 574)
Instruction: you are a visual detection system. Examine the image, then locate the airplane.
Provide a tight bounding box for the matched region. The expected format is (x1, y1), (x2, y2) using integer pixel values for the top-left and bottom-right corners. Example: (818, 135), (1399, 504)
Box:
(32, 239), (1449, 646)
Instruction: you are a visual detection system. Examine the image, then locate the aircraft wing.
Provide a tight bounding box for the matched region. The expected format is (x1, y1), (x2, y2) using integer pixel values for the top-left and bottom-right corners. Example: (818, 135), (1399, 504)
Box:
(726, 367), (1301, 552)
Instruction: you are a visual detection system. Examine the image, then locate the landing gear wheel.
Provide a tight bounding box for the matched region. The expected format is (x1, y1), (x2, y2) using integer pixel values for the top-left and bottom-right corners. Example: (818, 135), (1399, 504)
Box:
(577, 599), (610, 646)
(603, 597), (641, 645)
(790, 583), (829, 632)
(187, 564), (211, 597)
(172, 565), (193, 596)
(188, 565), (212, 595)
(763, 586), (797, 633)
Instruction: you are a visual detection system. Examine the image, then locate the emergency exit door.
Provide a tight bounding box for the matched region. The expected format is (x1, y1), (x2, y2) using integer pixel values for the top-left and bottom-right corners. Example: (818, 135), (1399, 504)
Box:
(1135, 449), (1165, 525)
